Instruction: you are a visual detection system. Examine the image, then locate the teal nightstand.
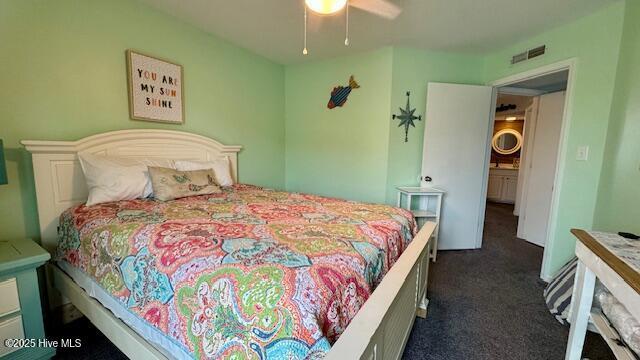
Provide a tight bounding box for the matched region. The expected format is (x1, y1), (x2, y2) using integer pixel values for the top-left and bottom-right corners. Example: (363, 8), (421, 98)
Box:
(0, 239), (54, 360)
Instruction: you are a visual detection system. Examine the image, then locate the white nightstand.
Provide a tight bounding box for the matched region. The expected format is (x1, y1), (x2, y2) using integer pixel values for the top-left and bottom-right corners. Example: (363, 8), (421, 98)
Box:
(396, 187), (444, 261)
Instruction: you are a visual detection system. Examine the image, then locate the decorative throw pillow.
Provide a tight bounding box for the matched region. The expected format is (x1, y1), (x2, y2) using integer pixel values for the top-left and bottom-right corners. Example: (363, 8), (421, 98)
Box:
(174, 158), (234, 186)
(544, 256), (600, 333)
(544, 257), (578, 326)
(148, 167), (221, 201)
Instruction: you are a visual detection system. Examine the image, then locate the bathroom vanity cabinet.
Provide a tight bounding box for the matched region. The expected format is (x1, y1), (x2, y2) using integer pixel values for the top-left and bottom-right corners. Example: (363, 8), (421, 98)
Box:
(487, 167), (518, 204)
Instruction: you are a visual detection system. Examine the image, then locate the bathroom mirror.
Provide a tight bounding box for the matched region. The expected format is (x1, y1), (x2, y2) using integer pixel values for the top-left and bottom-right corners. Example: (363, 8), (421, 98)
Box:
(492, 129), (522, 155)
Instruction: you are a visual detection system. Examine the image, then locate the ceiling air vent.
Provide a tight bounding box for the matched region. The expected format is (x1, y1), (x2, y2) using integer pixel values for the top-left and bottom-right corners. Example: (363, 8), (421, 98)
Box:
(511, 45), (546, 64)
(528, 45), (546, 59)
(511, 51), (528, 64)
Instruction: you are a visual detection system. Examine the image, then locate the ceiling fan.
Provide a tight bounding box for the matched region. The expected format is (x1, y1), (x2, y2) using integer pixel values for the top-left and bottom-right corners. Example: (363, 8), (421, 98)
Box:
(302, 0), (402, 54)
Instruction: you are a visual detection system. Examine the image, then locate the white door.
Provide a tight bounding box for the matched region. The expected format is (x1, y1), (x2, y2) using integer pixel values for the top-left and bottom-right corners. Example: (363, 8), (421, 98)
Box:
(421, 83), (494, 250)
(519, 91), (565, 247)
(514, 98), (539, 217)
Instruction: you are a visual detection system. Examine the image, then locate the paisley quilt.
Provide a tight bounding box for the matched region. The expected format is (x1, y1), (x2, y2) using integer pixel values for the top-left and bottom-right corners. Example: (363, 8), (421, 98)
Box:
(56, 184), (417, 359)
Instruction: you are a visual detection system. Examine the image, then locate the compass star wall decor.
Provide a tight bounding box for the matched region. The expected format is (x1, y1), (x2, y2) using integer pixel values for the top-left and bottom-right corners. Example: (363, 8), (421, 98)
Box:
(392, 91), (422, 142)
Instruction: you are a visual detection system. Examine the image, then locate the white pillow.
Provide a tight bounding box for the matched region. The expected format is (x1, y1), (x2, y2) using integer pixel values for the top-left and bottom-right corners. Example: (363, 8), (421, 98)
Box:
(78, 153), (174, 206)
(174, 158), (233, 186)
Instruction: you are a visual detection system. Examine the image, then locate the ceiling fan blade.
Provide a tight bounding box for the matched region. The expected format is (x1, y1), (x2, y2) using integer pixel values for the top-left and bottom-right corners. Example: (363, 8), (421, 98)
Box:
(349, 0), (402, 19)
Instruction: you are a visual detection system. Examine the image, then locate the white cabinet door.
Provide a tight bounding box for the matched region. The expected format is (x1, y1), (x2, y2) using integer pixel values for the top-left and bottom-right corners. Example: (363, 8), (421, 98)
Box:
(421, 83), (494, 250)
(487, 175), (503, 201)
(502, 176), (518, 203)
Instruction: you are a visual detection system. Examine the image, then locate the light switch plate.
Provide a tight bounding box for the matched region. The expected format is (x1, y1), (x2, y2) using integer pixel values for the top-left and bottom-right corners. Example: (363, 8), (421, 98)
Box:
(576, 146), (589, 161)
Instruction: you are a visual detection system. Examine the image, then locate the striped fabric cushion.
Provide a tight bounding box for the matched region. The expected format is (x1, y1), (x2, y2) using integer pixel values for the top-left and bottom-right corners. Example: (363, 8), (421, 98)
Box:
(544, 257), (578, 325)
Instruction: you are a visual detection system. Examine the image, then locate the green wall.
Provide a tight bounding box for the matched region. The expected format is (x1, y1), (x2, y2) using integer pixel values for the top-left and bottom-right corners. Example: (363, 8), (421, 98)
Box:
(595, 0), (640, 233)
(0, 0), (285, 241)
(285, 48), (394, 203)
(284, 47), (485, 205)
(482, 2), (625, 277)
(385, 48), (485, 204)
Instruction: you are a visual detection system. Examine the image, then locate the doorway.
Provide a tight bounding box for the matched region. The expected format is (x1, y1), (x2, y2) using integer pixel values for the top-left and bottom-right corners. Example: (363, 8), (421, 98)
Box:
(491, 61), (574, 280)
(420, 60), (575, 280)
(487, 69), (569, 254)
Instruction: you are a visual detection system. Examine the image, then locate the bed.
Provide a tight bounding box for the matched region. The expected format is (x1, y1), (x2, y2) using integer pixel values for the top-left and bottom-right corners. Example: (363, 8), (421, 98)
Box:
(22, 129), (436, 360)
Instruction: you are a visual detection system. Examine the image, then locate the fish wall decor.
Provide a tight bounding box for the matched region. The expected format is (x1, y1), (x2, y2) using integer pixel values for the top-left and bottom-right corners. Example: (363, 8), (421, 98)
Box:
(327, 75), (360, 109)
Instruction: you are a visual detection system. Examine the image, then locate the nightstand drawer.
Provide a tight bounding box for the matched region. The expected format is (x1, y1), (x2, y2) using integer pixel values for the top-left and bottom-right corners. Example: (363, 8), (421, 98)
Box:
(0, 315), (25, 357)
(0, 239), (53, 359)
(0, 278), (20, 317)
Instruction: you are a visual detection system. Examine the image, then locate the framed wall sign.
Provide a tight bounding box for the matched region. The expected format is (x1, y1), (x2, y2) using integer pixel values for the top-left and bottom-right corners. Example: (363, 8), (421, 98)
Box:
(126, 49), (184, 124)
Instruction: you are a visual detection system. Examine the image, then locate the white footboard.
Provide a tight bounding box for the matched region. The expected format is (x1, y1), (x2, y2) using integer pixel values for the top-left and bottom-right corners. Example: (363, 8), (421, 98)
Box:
(327, 221), (435, 360)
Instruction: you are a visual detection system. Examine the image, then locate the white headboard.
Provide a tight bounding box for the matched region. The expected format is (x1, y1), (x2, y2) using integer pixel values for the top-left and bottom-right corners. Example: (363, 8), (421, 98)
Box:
(22, 129), (242, 253)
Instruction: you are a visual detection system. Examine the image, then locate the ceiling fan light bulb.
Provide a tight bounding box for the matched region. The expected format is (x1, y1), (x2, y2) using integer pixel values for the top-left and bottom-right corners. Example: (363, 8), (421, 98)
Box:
(305, 0), (348, 15)
(303, 47), (308, 55)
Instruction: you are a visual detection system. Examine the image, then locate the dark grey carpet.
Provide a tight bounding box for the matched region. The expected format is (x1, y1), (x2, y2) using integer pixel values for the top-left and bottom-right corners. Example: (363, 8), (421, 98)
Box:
(51, 203), (613, 359)
(51, 317), (126, 360)
(402, 202), (613, 360)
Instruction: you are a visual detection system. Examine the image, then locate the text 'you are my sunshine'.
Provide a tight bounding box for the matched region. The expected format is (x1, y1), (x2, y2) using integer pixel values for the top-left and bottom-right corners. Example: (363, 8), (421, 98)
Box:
(136, 68), (179, 109)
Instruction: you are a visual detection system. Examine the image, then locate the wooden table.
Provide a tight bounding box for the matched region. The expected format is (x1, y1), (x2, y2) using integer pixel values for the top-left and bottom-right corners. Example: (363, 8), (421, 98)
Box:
(565, 229), (640, 360)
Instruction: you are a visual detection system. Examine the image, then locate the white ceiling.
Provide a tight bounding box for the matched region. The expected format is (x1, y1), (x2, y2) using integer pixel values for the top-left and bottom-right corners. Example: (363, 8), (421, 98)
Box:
(139, 0), (619, 64)
(509, 69), (569, 92)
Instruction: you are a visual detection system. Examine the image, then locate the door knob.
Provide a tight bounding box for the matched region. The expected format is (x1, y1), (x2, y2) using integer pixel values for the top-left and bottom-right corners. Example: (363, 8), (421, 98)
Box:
(423, 176), (432, 182)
